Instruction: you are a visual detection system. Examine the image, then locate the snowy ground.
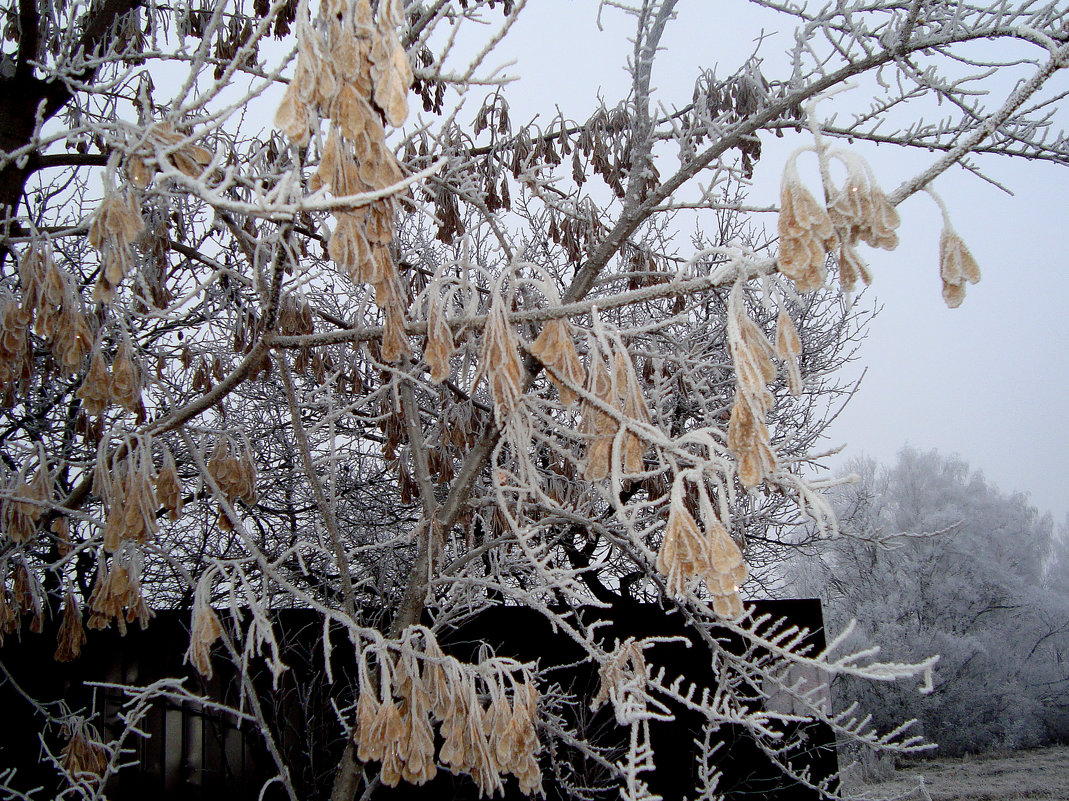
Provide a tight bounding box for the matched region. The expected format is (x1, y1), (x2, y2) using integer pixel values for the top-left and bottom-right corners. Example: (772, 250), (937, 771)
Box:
(848, 745), (1069, 800)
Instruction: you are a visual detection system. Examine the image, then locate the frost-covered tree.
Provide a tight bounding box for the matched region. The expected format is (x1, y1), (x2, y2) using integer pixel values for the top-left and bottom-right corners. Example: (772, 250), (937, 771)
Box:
(1, 0), (1068, 798)
(791, 449), (1069, 755)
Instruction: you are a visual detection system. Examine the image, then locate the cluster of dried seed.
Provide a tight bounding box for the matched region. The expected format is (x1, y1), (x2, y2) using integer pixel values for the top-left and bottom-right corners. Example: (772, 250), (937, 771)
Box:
(474, 289), (525, 427)
(55, 591), (87, 662)
(655, 475), (747, 618)
(18, 244), (96, 376)
(186, 573), (224, 678)
(1, 452), (53, 544)
(0, 293), (32, 400)
(938, 227), (981, 308)
(87, 545), (152, 634)
(355, 628), (542, 795)
(88, 186), (145, 303)
(60, 717), (109, 784)
(156, 445), (183, 521)
(1, 559), (45, 641)
(529, 318), (585, 405)
(206, 434), (257, 530)
(777, 159), (838, 292)
(777, 151), (900, 294)
(423, 287), (456, 383)
(774, 308), (803, 397)
(127, 122), (214, 187)
(277, 0), (413, 360)
(726, 290), (777, 488)
(580, 341), (651, 481)
(77, 338), (143, 416)
(94, 438), (159, 553)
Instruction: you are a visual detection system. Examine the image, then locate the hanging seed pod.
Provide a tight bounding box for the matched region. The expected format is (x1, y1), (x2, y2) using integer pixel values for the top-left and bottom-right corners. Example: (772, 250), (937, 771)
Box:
(156, 446), (183, 521)
(473, 289), (525, 427)
(54, 592), (87, 662)
(186, 574), (223, 678)
(777, 160), (836, 292)
(59, 718), (108, 783)
(77, 349), (112, 415)
(424, 291), (455, 383)
(0, 295), (32, 400)
(1, 457), (52, 544)
(529, 318), (584, 405)
(579, 347), (616, 481)
(109, 340), (143, 414)
(774, 308), (803, 397)
(938, 227), (981, 309)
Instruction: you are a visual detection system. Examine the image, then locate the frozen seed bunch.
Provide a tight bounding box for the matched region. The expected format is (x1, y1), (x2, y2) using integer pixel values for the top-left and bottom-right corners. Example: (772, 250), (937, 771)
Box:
(656, 473), (747, 618)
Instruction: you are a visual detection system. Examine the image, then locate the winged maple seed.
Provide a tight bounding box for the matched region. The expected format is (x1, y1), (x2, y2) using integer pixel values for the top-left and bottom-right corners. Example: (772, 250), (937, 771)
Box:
(726, 290), (778, 488)
(656, 475), (747, 617)
(777, 159), (837, 292)
(827, 155), (900, 251)
(580, 340), (652, 480)
(424, 289), (456, 383)
(349, 628), (541, 794)
(529, 318), (585, 405)
(0, 457), (52, 544)
(54, 591), (87, 662)
(87, 546), (152, 634)
(474, 289), (525, 427)
(939, 227), (982, 309)
(96, 440), (158, 553)
(187, 574), (223, 679)
(155, 446), (183, 521)
(774, 308), (803, 396)
(109, 339), (143, 414)
(276, 0), (414, 360)
(59, 718), (109, 785)
(88, 187), (144, 303)
(207, 435), (258, 530)
(126, 122), (214, 188)
(76, 349), (111, 415)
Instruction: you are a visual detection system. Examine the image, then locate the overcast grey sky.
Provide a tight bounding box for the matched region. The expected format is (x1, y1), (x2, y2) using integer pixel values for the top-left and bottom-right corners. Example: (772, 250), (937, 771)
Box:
(479, 1), (1069, 523)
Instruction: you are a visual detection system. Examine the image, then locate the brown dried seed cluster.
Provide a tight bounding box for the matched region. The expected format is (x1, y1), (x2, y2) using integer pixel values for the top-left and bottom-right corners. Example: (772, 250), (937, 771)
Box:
(277, 0), (413, 359)
(94, 440), (158, 553)
(1, 457), (53, 544)
(580, 342), (652, 481)
(88, 188), (145, 303)
(777, 152), (901, 294)
(424, 289), (455, 383)
(474, 290), (525, 428)
(355, 629), (542, 796)
(155, 445), (183, 521)
(87, 548), (152, 634)
(55, 591), (87, 662)
(59, 718), (109, 785)
(777, 164), (837, 292)
(0, 293), (32, 400)
(774, 308), (803, 397)
(186, 574), (223, 678)
(529, 318), (585, 405)
(727, 295), (777, 487)
(938, 228), (981, 308)
(17, 245), (96, 377)
(127, 122), (214, 187)
(655, 476), (747, 618)
(207, 435), (258, 531)
(1, 559), (45, 641)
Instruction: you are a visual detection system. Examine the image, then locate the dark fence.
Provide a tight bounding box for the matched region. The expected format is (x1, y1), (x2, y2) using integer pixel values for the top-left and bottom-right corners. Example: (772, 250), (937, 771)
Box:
(0, 600), (837, 800)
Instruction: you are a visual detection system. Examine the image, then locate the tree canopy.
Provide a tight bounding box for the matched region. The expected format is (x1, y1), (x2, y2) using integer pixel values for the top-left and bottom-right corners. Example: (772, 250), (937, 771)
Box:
(1, 0), (1067, 798)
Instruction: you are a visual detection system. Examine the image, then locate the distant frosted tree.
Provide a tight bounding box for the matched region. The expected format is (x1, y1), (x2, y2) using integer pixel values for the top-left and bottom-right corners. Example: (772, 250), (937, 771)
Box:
(792, 449), (1069, 755)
